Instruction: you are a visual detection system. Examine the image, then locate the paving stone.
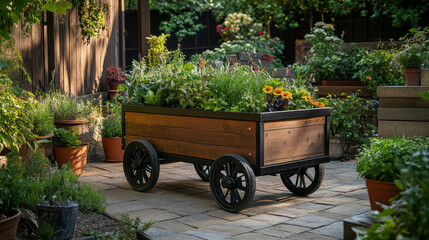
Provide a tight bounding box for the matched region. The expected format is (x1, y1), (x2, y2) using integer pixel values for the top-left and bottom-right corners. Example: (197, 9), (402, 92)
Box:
(102, 188), (146, 204)
(153, 219), (197, 234)
(284, 214), (337, 228)
(125, 209), (180, 222)
(287, 232), (337, 240)
(312, 195), (360, 205)
(158, 233), (204, 240)
(309, 221), (343, 239)
(205, 210), (248, 221)
(145, 227), (176, 239)
(93, 182), (118, 190)
(177, 214), (228, 228)
(346, 189), (370, 200)
(105, 200), (153, 215)
(295, 202), (334, 211)
(268, 207), (315, 218)
(324, 203), (371, 217)
(255, 226), (294, 238)
(203, 223), (253, 236)
(271, 224), (311, 234)
(184, 229), (231, 240)
(327, 183), (366, 193)
(249, 214), (290, 225)
(220, 218), (272, 230)
(226, 232), (281, 240)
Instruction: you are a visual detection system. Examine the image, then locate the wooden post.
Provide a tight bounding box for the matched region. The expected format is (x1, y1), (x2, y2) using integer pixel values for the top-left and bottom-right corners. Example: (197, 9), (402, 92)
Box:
(119, 0), (126, 69)
(138, 0), (150, 59)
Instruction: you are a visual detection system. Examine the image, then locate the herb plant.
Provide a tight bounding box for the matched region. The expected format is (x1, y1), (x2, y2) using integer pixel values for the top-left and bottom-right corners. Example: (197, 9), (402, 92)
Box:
(102, 114), (121, 138)
(45, 91), (93, 120)
(53, 128), (81, 148)
(395, 45), (427, 69)
(27, 101), (55, 136)
(355, 136), (428, 182)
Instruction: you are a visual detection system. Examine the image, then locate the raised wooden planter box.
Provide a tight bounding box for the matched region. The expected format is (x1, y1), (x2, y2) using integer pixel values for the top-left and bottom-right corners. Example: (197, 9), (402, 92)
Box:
(122, 105), (331, 212)
(378, 86), (429, 138)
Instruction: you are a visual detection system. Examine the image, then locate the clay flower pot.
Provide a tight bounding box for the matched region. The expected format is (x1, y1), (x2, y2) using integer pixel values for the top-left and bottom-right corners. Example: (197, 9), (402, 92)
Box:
(403, 68), (421, 86)
(54, 119), (90, 143)
(53, 144), (88, 175)
(365, 178), (401, 212)
(0, 209), (21, 240)
(102, 137), (124, 162)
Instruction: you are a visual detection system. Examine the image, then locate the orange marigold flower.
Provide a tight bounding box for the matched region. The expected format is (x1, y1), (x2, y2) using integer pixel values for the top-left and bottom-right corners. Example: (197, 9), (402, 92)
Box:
(366, 76), (372, 81)
(273, 88), (284, 96)
(263, 86), (273, 93)
(302, 94), (313, 102)
(315, 102), (325, 108)
(282, 91), (293, 99)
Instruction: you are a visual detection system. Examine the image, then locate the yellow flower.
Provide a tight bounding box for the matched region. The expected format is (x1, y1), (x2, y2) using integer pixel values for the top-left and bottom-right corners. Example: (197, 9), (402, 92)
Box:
(302, 94), (313, 102)
(282, 91), (292, 99)
(263, 86), (273, 94)
(315, 102), (325, 108)
(273, 88), (284, 96)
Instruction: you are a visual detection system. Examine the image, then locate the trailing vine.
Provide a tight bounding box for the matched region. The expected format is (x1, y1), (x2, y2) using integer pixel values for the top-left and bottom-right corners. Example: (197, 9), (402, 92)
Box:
(72, 0), (110, 44)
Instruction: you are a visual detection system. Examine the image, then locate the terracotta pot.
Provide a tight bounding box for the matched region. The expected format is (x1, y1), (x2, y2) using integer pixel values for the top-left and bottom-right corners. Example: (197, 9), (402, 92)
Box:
(322, 80), (365, 86)
(0, 209), (21, 240)
(54, 119), (90, 143)
(329, 135), (344, 160)
(53, 144), (88, 175)
(365, 178), (401, 212)
(403, 69), (421, 86)
(102, 137), (124, 162)
(109, 82), (121, 91)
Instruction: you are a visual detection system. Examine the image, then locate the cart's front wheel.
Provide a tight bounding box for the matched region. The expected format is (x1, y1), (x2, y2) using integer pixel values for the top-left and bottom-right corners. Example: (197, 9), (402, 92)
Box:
(194, 164), (211, 182)
(280, 164), (324, 196)
(123, 140), (159, 192)
(209, 154), (256, 212)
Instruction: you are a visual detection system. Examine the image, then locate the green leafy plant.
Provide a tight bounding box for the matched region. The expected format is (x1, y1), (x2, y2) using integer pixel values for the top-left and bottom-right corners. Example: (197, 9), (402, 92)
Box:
(27, 101), (55, 136)
(89, 214), (154, 240)
(395, 46), (427, 69)
(45, 91), (93, 120)
(320, 92), (375, 149)
(53, 128), (81, 148)
(0, 66), (36, 152)
(355, 136), (428, 182)
(146, 33), (170, 68)
(354, 146), (429, 239)
(102, 114), (121, 138)
(356, 49), (405, 93)
(71, 0), (109, 44)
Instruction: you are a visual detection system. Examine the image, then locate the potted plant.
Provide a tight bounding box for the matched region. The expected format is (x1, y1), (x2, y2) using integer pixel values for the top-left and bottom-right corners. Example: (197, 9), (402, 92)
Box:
(46, 91), (93, 143)
(395, 46), (426, 86)
(106, 66), (126, 101)
(320, 92), (375, 160)
(53, 128), (89, 175)
(356, 136), (428, 211)
(0, 156), (23, 240)
(24, 100), (55, 159)
(101, 102), (124, 162)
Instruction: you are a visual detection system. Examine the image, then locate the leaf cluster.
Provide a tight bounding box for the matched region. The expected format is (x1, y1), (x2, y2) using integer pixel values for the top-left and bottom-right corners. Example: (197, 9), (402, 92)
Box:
(45, 90), (93, 120)
(355, 136), (428, 182)
(27, 101), (55, 136)
(53, 128), (81, 148)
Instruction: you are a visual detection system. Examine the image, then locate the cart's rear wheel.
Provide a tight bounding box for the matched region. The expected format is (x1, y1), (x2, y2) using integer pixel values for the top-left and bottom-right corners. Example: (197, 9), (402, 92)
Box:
(209, 154), (256, 212)
(194, 164), (211, 182)
(280, 164), (324, 196)
(123, 140), (159, 192)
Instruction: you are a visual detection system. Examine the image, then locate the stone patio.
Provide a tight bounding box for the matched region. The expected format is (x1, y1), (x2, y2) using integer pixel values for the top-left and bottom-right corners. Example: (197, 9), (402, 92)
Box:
(79, 160), (370, 239)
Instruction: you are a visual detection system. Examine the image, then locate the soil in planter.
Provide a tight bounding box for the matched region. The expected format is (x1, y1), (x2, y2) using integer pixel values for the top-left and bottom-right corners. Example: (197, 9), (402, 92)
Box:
(16, 212), (120, 239)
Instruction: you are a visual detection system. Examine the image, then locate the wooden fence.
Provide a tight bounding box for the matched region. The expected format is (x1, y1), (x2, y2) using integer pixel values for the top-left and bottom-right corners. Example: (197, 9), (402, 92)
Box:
(12, 0), (125, 96)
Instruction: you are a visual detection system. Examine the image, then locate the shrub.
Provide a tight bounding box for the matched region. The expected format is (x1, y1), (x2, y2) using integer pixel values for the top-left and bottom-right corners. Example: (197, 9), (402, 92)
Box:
(355, 136), (429, 182)
(53, 128), (81, 147)
(27, 101), (55, 136)
(102, 115), (121, 138)
(45, 91), (93, 121)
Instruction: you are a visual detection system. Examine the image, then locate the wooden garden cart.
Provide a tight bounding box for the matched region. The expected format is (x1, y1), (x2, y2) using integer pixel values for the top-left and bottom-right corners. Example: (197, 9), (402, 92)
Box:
(121, 105), (331, 212)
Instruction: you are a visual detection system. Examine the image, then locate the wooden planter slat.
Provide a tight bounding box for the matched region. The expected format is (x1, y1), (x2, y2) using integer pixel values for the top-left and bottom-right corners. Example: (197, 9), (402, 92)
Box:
(316, 86), (374, 98)
(378, 121), (429, 138)
(378, 108), (429, 121)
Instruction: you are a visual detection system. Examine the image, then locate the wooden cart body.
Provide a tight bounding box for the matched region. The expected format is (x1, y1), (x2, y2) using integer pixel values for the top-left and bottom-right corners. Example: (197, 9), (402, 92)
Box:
(122, 105), (331, 176)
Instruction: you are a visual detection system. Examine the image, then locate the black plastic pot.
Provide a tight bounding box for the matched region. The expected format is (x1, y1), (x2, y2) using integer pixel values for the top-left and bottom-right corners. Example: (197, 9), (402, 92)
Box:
(36, 201), (79, 240)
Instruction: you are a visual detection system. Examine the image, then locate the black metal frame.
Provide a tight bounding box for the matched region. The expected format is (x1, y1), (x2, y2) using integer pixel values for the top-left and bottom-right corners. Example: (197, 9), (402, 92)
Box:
(122, 104), (331, 176)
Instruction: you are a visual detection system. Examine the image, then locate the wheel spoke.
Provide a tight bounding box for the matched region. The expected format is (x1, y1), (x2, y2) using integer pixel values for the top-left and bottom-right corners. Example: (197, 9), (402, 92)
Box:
(300, 174), (306, 188)
(234, 189), (242, 203)
(231, 165), (239, 178)
(226, 162), (232, 176)
(230, 188), (234, 203)
(142, 170), (149, 183)
(304, 171), (314, 182)
(223, 189), (230, 200)
(295, 174), (299, 187)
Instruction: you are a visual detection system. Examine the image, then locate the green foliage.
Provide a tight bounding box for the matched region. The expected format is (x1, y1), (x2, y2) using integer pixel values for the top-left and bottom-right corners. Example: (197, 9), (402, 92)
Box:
(421, 91), (429, 101)
(27, 101), (55, 136)
(354, 146), (429, 239)
(340, 46), (368, 80)
(0, 65), (36, 152)
(146, 33), (170, 68)
(120, 42), (319, 113)
(356, 49), (405, 93)
(217, 13), (263, 42)
(0, 0), (72, 41)
(320, 92), (375, 148)
(53, 128), (81, 147)
(89, 214), (154, 239)
(45, 91), (93, 120)
(72, 0), (109, 44)
(395, 46), (427, 69)
(1, 150), (105, 214)
(355, 136), (428, 182)
(102, 114), (121, 138)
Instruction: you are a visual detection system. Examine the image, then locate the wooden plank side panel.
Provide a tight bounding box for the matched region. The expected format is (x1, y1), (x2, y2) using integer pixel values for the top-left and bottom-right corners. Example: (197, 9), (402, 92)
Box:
(264, 119), (325, 166)
(379, 97), (429, 108)
(378, 121), (429, 138)
(317, 86), (374, 98)
(263, 117), (325, 131)
(125, 135), (257, 165)
(378, 108), (429, 121)
(125, 123), (256, 149)
(125, 112), (257, 135)
(377, 86), (429, 98)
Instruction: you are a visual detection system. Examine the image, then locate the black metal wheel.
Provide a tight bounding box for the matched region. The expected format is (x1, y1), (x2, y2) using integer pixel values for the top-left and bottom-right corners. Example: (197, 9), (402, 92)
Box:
(194, 164), (211, 182)
(209, 154), (256, 213)
(123, 139), (159, 192)
(280, 164), (324, 196)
